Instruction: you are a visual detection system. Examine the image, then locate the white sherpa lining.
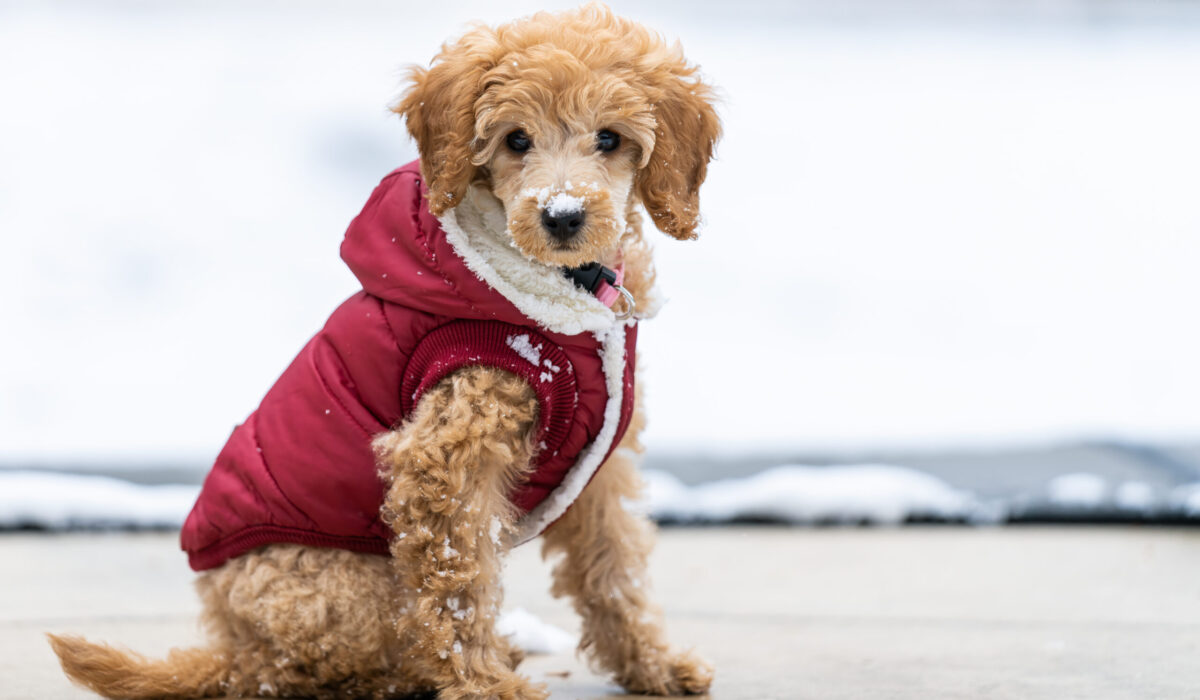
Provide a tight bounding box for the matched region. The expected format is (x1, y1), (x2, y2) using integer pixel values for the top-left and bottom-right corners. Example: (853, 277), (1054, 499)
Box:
(438, 187), (640, 544)
(513, 324), (625, 544)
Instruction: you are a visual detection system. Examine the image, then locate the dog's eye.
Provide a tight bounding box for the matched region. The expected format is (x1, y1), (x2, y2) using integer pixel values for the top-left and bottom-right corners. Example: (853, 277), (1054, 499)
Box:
(596, 129), (620, 152)
(506, 130), (532, 153)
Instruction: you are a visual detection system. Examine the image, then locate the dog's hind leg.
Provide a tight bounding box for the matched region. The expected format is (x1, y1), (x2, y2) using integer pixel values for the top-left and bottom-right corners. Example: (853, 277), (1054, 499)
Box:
(47, 537), (424, 700)
(374, 366), (547, 700)
(196, 545), (426, 699)
(540, 385), (714, 696)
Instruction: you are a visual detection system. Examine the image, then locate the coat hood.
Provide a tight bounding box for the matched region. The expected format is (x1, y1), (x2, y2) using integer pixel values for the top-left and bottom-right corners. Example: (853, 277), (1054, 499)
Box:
(341, 161), (623, 337)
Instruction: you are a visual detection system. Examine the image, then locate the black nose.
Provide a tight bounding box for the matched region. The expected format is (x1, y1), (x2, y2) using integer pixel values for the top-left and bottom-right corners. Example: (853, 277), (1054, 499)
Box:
(541, 208), (586, 240)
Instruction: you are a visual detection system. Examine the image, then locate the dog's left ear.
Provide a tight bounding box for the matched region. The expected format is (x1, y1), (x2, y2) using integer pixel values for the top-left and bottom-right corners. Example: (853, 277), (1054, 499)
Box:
(634, 67), (721, 240)
(394, 31), (495, 215)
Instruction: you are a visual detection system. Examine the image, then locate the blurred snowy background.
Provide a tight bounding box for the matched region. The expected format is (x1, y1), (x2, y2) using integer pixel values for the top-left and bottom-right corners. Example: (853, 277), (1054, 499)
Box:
(3, 0), (1200, 525)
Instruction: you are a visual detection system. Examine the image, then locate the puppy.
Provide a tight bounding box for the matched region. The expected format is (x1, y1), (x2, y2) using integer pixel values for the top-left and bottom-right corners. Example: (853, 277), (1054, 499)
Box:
(49, 5), (720, 699)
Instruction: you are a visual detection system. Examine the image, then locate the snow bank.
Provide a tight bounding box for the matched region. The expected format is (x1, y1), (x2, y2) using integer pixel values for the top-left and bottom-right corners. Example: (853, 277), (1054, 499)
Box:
(1113, 481), (1155, 511)
(1045, 473), (1108, 508)
(1032, 473), (1181, 515)
(1169, 484), (1200, 517)
(0, 471), (198, 530)
(496, 607), (575, 655)
(642, 465), (987, 525)
(3, 467), (1198, 533)
(1, 465), (992, 531)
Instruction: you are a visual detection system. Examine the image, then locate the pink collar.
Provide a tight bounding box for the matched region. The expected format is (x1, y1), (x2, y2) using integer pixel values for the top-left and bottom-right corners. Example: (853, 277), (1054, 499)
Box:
(563, 261), (634, 319)
(594, 263), (625, 308)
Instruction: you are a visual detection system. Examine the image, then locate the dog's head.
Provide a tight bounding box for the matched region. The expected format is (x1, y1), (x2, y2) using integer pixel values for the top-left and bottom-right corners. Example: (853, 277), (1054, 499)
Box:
(394, 4), (720, 268)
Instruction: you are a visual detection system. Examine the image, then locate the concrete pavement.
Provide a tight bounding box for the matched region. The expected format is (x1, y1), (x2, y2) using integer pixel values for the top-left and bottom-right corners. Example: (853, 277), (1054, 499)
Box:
(3, 527), (1199, 699)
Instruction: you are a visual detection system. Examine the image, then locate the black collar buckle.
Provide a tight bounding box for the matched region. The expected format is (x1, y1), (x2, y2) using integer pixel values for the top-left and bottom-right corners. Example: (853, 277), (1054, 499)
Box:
(563, 262), (618, 294)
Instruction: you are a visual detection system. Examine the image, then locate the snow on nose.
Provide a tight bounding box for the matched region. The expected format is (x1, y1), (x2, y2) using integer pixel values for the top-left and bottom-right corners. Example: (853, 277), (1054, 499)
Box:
(544, 191), (584, 217)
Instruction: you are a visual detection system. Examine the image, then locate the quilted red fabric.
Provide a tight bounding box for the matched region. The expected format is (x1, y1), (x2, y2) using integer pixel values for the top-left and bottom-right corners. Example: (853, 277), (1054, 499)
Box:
(181, 161), (636, 571)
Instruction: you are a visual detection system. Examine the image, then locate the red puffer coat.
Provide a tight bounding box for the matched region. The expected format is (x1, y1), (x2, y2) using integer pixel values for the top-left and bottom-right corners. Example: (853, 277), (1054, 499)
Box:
(181, 161), (637, 571)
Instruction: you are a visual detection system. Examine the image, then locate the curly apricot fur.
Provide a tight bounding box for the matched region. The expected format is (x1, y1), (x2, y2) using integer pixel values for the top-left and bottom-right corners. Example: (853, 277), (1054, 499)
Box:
(394, 3), (720, 240)
(542, 380), (713, 695)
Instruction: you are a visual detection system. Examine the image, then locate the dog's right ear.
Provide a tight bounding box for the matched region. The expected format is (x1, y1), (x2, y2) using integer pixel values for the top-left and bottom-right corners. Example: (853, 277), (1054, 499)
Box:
(394, 34), (495, 215)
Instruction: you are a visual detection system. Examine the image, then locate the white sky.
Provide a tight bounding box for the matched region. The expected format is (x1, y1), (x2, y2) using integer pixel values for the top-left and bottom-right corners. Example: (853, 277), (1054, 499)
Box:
(1, 1), (1198, 462)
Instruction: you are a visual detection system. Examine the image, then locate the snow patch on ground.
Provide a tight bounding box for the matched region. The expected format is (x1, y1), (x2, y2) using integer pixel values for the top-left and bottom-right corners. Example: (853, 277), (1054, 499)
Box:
(642, 465), (989, 525)
(496, 607), (574, 655)
(0, 471), (198, 530)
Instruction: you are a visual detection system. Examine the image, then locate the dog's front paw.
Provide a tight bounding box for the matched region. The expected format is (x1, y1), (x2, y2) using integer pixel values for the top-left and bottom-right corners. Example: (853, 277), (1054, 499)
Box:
(665, 650), (714, 695)
(615, 649), (713, 696)
(438, 677), (548, 700)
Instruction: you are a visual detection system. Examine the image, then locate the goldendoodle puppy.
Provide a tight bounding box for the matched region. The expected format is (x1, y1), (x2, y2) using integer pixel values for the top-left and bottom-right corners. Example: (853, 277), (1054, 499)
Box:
(49, 5), (720, 698)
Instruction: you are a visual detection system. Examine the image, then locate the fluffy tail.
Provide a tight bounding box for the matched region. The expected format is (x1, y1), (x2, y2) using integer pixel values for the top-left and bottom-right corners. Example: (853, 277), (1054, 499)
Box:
(47, 634), (229, 699)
